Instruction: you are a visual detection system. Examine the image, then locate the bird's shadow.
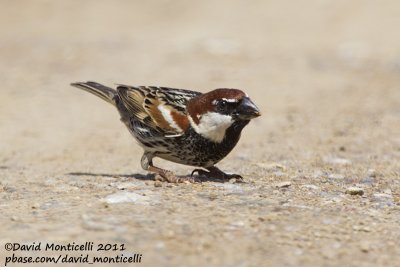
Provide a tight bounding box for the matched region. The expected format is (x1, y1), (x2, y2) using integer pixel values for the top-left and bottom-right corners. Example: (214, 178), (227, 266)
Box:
(67, 172), (156, 181)
(67, 171), (235, 183)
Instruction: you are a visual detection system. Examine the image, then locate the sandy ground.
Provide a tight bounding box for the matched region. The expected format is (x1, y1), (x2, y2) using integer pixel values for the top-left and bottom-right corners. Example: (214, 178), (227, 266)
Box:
(1, 1), (400, 266)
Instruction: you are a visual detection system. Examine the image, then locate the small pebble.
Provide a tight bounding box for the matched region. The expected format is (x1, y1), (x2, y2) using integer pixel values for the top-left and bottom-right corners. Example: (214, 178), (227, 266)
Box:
(116, 182), (137, 190)
(360, 242), (370, 253)
(276, 181), (291, 188)
(366, 169), (377, 177)
(383, 188), (392, 195)
(154, 181), (162, 187)
(302, 184), (320, 190)
(346, 187), (364, 196)
(328, 174), (345, 180)
(3, 186), (17, 193)
(208, 193), (218, 200)
(102, 191), (154, 204)
(162, 229), (176, 239)
(352, 225), (371, 232)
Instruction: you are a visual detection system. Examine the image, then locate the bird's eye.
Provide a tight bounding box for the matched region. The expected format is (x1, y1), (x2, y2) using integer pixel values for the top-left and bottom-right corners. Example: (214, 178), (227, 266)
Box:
(218, 100), (228, 109)
(217, 99), (228, 110)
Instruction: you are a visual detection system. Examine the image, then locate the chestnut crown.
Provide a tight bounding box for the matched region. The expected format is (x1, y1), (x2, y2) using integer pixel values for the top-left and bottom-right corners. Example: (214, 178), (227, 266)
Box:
(187, 88), (261, 123)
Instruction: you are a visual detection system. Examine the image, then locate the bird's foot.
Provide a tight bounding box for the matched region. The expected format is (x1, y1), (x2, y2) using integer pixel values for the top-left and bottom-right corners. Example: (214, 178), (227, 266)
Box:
(155, 172), (198, 183)
(143, 153), (198, 183)
(191, 166), (244, 182)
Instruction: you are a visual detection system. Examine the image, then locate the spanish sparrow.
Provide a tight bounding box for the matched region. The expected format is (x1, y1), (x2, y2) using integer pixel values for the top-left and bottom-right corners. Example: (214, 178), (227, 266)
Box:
(71, 81), (260, 183)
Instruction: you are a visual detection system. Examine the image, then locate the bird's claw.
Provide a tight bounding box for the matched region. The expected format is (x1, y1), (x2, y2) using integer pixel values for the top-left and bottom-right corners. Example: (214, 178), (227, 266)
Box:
(191, 168), (207, 177)
(191, 167), (244, 181)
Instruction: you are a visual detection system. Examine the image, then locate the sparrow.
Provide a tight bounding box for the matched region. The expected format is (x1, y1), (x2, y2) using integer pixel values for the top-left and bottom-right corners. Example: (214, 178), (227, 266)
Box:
(70, 81), (261, 183)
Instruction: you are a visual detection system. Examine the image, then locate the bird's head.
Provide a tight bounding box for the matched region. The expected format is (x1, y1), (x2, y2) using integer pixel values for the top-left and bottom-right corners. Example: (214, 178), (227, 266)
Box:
(187, 88), (261, 143)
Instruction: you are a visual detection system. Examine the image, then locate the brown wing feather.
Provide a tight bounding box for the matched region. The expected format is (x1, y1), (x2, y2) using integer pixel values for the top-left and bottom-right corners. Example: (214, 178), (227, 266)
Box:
(117, 87), (149, 122)
(117, 86), (190, 135)
(144, 98), (176, 132)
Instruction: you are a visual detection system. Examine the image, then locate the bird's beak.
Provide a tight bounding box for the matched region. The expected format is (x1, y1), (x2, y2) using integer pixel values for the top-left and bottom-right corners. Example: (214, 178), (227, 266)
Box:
(235, 97), (261, 120)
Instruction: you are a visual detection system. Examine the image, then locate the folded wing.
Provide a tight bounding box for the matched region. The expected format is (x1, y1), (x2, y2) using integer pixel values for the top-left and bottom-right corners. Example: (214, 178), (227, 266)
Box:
(116, 86), (201, 136)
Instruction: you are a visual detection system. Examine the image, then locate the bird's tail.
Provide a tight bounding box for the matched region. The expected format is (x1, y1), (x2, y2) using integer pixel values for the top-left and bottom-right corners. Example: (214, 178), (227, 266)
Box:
(71, 81), (117, 106)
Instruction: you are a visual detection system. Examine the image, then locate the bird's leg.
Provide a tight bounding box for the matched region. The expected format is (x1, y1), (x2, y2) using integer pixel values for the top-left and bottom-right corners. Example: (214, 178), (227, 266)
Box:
(141, 153), (196, 183)
(192, 166), (243, 181)
(141, 153), (175, 182)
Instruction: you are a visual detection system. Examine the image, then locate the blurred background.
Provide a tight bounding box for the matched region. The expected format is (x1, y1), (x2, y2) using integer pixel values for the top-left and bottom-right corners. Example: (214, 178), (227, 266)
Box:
(1, 0), (399, 160)
(1, 0), (399, 159)
(1, 1), (399, 266)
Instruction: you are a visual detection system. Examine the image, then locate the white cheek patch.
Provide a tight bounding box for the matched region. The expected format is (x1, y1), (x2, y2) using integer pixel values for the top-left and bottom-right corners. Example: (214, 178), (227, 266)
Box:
(158, 105), (182, 132)
(189, 112), (233, 143)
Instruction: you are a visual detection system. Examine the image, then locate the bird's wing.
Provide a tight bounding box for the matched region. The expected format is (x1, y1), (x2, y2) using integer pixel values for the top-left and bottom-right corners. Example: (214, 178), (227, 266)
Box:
(116, 85), (201, 136)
